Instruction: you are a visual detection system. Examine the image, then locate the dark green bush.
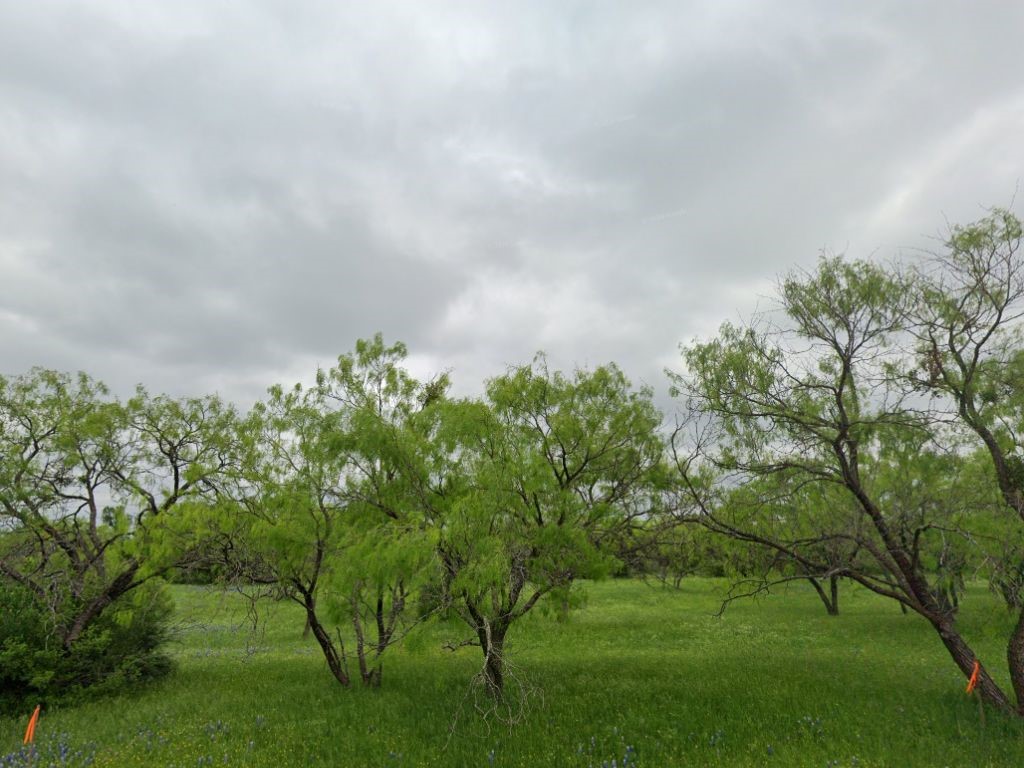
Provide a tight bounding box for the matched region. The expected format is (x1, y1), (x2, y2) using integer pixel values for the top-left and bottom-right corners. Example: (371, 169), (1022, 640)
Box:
(0, 582), (174, 714)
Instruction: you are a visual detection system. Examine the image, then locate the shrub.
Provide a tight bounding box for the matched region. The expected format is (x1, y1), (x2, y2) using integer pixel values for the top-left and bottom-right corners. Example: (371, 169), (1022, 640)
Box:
(0, 582), (175, 714)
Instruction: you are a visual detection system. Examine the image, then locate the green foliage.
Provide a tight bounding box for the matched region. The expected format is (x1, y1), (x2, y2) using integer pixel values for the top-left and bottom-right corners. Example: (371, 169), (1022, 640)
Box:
(911, 209), (1024, 462)
(0, 368), (237, 710)
(423, 355), (664, 695)
(200, 335), (450, 687)
(672, 257), (918, 590)
(0, 581), (173, 715)
(671, 208), (1024, 711)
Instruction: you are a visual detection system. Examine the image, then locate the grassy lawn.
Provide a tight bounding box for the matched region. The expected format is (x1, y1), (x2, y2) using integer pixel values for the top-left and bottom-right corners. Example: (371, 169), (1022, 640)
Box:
(2, 578), (1023, 767)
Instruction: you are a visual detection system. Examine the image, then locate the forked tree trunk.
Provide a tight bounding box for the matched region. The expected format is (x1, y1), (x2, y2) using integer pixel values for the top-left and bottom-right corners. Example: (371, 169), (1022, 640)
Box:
(808, 575), (839, 616)
(467, 610), (510, 699)
(351, 584), (405, 688)
(463, 597), (511, 699)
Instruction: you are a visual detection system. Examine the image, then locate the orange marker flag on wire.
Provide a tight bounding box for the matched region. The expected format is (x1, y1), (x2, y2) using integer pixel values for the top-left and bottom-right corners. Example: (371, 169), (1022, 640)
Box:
(23, 704), (40, 745)
(966, 660), (981, 695)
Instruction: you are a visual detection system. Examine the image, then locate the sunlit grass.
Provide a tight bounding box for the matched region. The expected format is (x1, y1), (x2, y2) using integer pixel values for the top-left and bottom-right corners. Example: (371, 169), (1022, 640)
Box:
(2, 579), (1022, 766)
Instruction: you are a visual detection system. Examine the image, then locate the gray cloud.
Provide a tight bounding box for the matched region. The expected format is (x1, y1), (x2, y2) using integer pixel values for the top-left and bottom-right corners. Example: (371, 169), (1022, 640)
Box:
(1, 1), (1022, 410)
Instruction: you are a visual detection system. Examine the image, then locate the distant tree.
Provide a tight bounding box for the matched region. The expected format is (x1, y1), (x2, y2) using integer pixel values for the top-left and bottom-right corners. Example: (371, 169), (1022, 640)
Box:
(986, 533), (1024, 611)
(628, 511), (775, 590)
(708, 474), (855, 616)
(629, 517), (703, 589)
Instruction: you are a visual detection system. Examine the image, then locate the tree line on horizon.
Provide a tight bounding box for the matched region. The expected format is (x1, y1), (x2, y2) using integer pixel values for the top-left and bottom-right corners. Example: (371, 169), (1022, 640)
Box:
(2, 209), (1024, 717)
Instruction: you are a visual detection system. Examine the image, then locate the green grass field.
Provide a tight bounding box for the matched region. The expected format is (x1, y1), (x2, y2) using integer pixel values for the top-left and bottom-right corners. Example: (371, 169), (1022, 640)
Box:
(2, 579), (1023, 767)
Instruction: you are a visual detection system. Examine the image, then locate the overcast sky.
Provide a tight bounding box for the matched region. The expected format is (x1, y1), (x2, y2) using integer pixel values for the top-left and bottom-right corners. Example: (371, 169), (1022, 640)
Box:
(2, 1), (1022, 410)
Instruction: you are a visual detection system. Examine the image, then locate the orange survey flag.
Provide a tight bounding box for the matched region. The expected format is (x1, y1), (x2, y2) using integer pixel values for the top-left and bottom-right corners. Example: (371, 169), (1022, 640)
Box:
(966, 660), (980, 694)
(23, 704), (40, 745)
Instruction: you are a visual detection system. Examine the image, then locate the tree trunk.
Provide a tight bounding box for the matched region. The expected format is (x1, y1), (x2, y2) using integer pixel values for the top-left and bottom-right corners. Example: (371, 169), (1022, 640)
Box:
(304, 603), (350, 687)
(997, 577), (1023, 611)
(933, 618), (1010, 710)
(351, 596), (383, 688)
(64, 593), (116, 650)
(62, 564), (139, 651)
(362, 666), (382, 687)
(1007, 607), (1024, 713)
(464, 597), (511, 700)
(808, 576), (839, 616)
(375, 593), (387, 654)
(841, 460), (1016, 710)
(482, 626), (507, 699)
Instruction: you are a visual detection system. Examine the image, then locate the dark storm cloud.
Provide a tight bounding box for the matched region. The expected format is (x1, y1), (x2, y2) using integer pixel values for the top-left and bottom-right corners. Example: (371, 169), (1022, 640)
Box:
(1, 1), (1022, 408)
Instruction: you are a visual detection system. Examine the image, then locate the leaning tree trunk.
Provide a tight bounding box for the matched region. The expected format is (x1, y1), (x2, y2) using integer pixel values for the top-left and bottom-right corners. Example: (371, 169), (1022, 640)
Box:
(932, 617), (1010, 709)
(842, 466), (1015, 711)
(958, 410), (1024, 712)
(915, 574), (1012, 710)
(303, 599), (350, 687)
(62, 564), (140, 651)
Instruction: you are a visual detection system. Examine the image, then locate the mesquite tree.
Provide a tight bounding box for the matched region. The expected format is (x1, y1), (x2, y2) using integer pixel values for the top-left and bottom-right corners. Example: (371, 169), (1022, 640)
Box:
(315, 334), (445, 686)
(0, 368), (238, 659)
(215, 336), (442, 687)
(909, 209), (1024, 712)
(671, 252), (1018, 710)
(436, 356), (663, 700)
